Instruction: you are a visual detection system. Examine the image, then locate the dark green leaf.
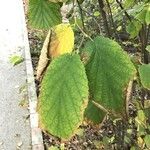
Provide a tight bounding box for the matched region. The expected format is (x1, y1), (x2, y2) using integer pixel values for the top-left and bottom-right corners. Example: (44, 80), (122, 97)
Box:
(84, 101), (106, 124)
(29, 0), (62, 29)
(84, 36), (136, 123)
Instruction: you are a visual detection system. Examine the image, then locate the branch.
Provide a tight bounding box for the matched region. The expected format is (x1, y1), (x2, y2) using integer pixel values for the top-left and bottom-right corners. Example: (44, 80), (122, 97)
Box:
(92, 100), (109, 113)
(126, 80), (133, 117)
(97, 0), (111, 37)
(105, 0), (119, 39)
(76, 0), (85, 29)
(116, 0), (132, 22)
(81, 9), (102, 34)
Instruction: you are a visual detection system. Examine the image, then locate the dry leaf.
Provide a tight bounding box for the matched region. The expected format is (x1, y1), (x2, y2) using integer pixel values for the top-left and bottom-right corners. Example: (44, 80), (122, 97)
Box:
(36, 30), (51, 80)
(36, 24), (74, 80)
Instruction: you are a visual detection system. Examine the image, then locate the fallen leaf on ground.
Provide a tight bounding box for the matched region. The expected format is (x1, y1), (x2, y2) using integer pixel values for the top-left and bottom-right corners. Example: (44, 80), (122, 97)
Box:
(9, 55), (24, 66)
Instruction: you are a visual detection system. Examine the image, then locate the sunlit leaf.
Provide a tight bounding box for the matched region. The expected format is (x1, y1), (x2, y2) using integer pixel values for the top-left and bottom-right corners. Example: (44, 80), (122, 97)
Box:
(49, 23), (74, 58)
(146, 45), (150, 53)
(124, 0), (134, 8)
(9, 55), (24, 66)
(145, 5), (150, 25)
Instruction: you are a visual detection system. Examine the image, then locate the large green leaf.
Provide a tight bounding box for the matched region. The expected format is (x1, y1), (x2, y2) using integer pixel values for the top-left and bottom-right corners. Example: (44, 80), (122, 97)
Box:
(138, 64), (150, 90)
(38, 54), (89, 139)
(83, 36), (136, 123)
(29, 0), (62, 29)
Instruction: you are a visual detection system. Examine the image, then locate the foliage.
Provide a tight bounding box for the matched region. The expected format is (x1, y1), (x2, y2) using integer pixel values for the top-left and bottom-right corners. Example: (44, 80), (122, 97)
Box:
(9, 55), (24, 66)
(146, 45), (150, 53)
(49, 23), (74, 58)
(126, 20), (142, 38)
(85, 100), (106, 124)
(28, 0), (150, 147)
(36, 23), (74, 80)
(84, 36), (136, 122)
(36, 30), (51, 80)
(136, 4), (150, 25)
(29, 0), (61, 29)
(138, 64), (150, 90)
(38, 54), (88, 139)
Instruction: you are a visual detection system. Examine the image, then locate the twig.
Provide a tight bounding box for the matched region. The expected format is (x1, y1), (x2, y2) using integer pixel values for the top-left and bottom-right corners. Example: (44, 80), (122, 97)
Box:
(92, 100), (109, 113)
(73, 0), (93, 41)
(126, 80), (133, 117)
(116, 0), (132, 22)
(77, 35), (85, 52)
(81, 9), (102, 34)
(76, 0), (85, 29)
(98, 0), (111, 37)
(106, 0), (120, 39)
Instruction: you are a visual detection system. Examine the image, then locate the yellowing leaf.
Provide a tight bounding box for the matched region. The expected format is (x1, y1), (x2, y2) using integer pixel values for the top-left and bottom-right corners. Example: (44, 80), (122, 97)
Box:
(36, 30), (51, 80)
(137, 137), (145, 148)
(49, 23), (74, 58)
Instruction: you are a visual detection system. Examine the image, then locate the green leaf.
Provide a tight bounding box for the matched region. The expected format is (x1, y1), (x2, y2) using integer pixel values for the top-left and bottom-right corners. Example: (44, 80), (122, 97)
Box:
(144, 135), (150, 148)
(29, 0), (62, 29)
(9, 55), (24, 66)
(137, 110), (147, 125)
(93, 11), (100, 17)
(38, 54), (88, 139)
(84, 101), (106, 124)
(143, 108), (150, 121)
(126, 20), (142, 38)
(48, 146), (59, 150)
(145, 5), (150, 25)
(136, 7), (147, 24)
(49, 0), (67, 3)
(135, 4), (150, 25)
(130, 146), (136, 150)
(138, 64), (150, 90)
(124, 0), (134, 8)
(84, 36), (136, 123)
(146, 45), (150, 53)
(127, 3), (145, 17)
